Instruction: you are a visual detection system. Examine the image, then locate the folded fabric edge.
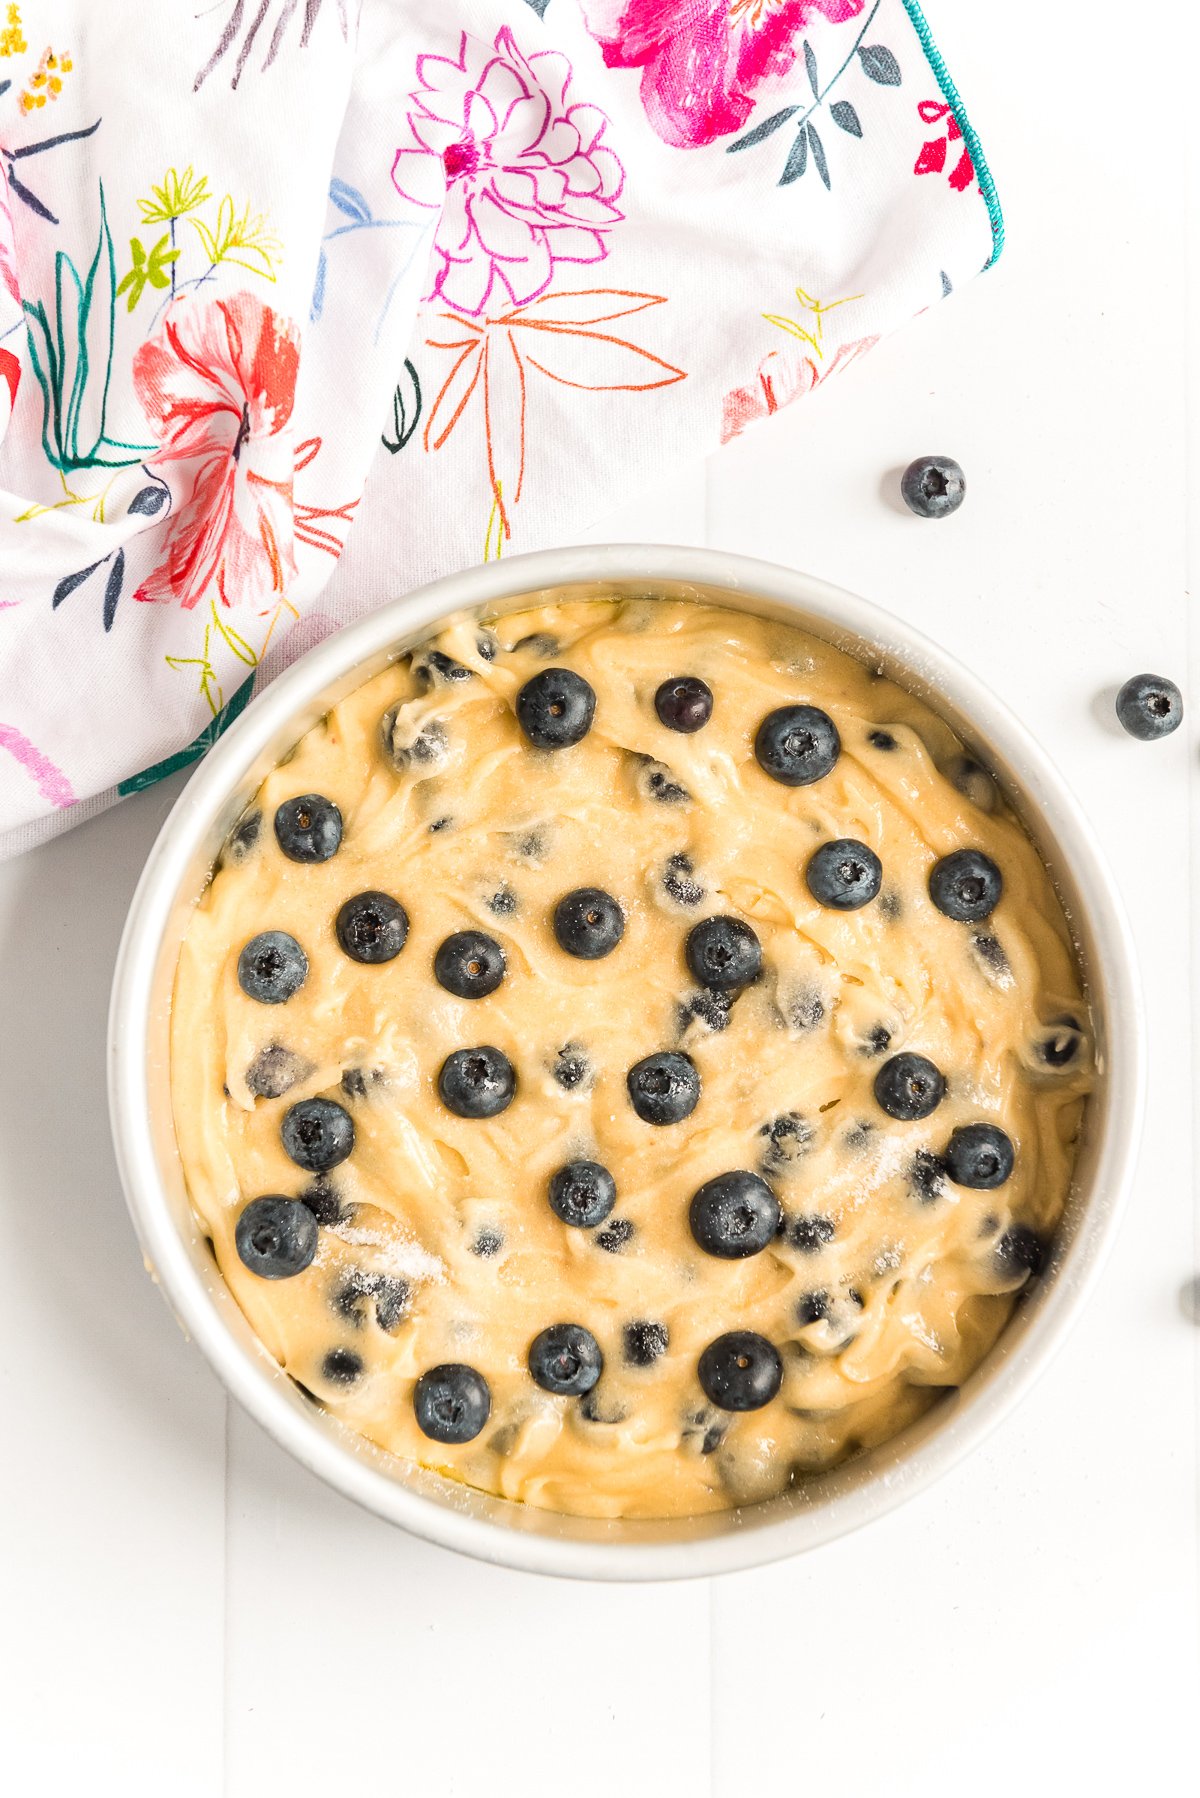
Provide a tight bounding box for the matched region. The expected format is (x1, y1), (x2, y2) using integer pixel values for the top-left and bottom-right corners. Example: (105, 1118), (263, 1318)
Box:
(902, 0), (1005, 268)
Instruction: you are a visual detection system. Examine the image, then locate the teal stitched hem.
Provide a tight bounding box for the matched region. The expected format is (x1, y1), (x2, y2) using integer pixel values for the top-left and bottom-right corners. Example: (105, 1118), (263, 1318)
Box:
(902, 0), (1005, 268)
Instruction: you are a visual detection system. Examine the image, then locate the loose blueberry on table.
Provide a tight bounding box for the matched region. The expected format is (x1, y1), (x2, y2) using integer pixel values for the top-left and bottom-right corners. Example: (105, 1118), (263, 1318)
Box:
(1114, 672), (1183, 740)
(900, 454), (966, 519)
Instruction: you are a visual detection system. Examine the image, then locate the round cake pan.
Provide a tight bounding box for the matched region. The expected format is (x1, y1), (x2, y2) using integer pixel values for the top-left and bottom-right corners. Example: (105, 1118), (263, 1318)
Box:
(108, 546), (1145, 1579)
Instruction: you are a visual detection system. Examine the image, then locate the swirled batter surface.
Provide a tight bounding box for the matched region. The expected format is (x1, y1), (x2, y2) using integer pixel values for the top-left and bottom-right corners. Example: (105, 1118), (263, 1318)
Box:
(171, 597), (1092, 1518)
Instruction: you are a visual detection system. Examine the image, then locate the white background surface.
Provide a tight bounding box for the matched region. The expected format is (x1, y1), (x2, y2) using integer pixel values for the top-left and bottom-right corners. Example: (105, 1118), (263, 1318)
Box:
(2, 6), (1198, 1792)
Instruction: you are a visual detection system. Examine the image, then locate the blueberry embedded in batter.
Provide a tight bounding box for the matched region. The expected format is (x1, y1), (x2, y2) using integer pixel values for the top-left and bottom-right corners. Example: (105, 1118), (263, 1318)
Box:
(171, 597), (1093, 1521)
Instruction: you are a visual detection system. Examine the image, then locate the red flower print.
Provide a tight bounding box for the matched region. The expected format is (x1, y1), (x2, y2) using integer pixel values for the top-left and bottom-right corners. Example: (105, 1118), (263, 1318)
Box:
(720, 333), (877, 443)
(914, 101), (975, 192)
(131, 291), (300, 609)
(581, 0), (865, 149)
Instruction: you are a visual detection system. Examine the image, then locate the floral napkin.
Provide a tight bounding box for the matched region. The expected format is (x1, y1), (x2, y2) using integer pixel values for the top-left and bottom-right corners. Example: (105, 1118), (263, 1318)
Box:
(0, 0), (1000, 855)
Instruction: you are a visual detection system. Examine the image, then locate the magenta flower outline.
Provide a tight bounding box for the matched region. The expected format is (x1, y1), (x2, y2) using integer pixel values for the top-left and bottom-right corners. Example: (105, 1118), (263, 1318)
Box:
(391, 26), (626, 318)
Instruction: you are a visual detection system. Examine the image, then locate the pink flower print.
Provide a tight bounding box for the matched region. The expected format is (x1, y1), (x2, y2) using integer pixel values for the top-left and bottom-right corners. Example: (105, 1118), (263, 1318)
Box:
(391, 26), (625, 317)
(0, 165), (19, 309)
(720, 334), (877, 443)
(131, 291), (300, 610)
(582, 0), (866, 149)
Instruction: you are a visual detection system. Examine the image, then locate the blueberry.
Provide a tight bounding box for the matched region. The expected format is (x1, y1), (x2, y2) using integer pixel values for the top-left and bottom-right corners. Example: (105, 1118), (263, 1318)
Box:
(548, 1160), (617, 1229)
(945, 1122), (1014, 1189)
(281, 1097), (355, 1172)
(678, 989), (734, 1034)
(222, 808), (261, 865)
(758, 1112), (813, 1174)
(334, 1269), (409, 1332)
(371, 1277), (409, 1333)
(237, 931), (308, 1004)
(1115, 672), (1183, 740)
(685, 915), (762, 991)
(683, 1408), (728, 1456)
(413, 1364), (491, 1443)
(340, 1067), (381, 1101)
(901, 454), (966, 519)
(434, 930), (506, 998)
(579, 1389), (627, 1426)
(972, 933), (1011, 981)
(663, 851), (705, 907)
(335, 891), (409, 964)
(946, 755), (999, 812)
(428, 815), (454, 835)
(874, 1052), (946, 1121)
(697, 1331), (783, 1412)
(322, 1347), (364, 1385)
(596, 1218), (635, 1253)
(516, 667), (596, 748)
(995, 1223), (1045, 1279)
(471, 1227), (503, 1258)
(788, 1213), (835, 1252)
(383, 709), (449, 773)
(690, 1170), (780, 1258)
(862, 1024), (892, 1057)
(553, 887), (625, 960)
(235, 1196), (318, 1280)
(639, 760), (690, 804)
(655, 676), (713, 733)
(909, 1149), (946, 1204)
(297, 1177), (344, 1226)
(623, 1320), (669, 1367)
(487, 886), (517, 916)
(627, 1050), (700, 1125)
(245, 1044), (309, 1099)
(274, 794), (343, 863)
(415, 647), (472, 687)
(513, 631), (558, 657)
(552, 1046), (591, 1091)
(795, 1290), (830, 1325)
(787, 988), (825, 1030)
(437, 1046), (516, 1118)
(929, 849), (1002, 922)
(528, 1323), (603, 1397)
(754, 704), (840, 786)
(806, 839), (883, 910)
(867, 729), (898, 751)
(1039, 1017), (1082, 1067)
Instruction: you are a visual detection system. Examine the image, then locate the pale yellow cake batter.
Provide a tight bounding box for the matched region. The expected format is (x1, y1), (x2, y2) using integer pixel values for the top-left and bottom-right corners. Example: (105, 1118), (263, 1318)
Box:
(171, 597), (1092, 1519)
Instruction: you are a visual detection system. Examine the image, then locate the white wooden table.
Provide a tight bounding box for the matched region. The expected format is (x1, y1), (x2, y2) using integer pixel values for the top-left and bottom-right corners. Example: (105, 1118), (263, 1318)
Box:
(3, 7), (1197, 1789)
